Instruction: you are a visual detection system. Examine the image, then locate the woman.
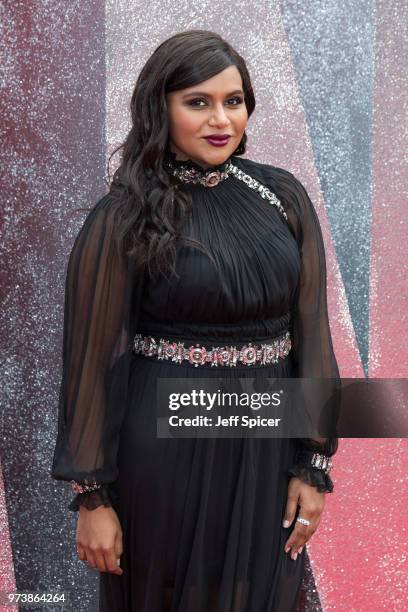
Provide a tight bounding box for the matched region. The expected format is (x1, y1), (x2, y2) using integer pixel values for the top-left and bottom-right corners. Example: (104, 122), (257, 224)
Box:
(51, 30), (340, 612)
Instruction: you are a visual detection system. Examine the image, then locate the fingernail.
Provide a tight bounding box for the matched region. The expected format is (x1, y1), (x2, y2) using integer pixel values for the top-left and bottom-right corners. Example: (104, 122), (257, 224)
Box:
(292, 552), (298, 561)
(284, 545), (290, 553)
(299, 547), (303, 554)
(283, 519), (290, 528)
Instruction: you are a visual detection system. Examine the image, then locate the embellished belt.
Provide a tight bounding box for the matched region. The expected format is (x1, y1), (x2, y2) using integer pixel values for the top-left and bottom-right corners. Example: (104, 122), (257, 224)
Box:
(132, 331), (292, 367)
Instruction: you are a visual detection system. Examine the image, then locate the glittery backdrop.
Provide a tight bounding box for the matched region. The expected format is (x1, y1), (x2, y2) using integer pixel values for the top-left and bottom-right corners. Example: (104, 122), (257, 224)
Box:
(1, 1), (407, 611)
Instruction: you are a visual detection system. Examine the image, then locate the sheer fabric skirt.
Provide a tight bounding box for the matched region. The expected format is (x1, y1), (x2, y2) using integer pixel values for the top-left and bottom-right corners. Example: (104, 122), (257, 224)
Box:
(99, 347), (306, 612)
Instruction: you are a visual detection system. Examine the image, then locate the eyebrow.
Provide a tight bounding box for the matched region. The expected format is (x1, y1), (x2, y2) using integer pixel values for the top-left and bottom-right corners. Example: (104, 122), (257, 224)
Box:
(181, 89), (244, 99)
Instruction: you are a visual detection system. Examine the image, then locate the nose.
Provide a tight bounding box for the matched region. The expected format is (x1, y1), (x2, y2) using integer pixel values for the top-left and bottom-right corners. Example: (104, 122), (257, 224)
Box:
(208, 104), (230, 127)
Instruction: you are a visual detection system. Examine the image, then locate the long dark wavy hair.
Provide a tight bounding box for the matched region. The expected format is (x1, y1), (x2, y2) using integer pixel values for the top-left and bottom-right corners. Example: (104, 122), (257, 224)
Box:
(107, 30), (256, 281)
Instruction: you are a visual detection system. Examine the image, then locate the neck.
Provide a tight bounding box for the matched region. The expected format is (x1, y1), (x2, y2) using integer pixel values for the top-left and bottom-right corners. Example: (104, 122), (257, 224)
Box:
(169, 148), (231, 171)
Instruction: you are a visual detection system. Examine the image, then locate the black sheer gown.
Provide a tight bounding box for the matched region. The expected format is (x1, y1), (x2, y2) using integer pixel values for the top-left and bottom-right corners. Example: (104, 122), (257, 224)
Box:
(51, 152), (340, 612)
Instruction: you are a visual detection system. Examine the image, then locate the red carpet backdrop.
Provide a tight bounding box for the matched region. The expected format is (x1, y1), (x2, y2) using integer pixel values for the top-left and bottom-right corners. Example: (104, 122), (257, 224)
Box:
(1, 1), (407, 610)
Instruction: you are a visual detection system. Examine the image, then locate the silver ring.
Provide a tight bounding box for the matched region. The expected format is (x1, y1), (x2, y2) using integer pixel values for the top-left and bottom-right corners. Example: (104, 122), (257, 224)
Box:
(296, 516), (310, 526)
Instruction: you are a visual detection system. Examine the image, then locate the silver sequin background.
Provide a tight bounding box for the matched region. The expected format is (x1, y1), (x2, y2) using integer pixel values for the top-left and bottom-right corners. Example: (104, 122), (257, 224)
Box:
(1, 1), (407, 610)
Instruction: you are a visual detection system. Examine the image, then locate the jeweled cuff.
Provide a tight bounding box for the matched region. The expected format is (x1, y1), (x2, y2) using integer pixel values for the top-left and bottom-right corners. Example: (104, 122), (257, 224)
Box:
(308, 451), (333, 474)
(68, 482), (119, 512)
(288, 449), (335, 493)
(70, 479), (103, 494)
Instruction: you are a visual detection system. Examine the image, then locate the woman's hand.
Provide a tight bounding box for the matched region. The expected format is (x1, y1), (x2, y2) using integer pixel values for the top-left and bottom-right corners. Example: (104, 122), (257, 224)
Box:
(76, 505), (124, 575)
(282, 476), (326, 561)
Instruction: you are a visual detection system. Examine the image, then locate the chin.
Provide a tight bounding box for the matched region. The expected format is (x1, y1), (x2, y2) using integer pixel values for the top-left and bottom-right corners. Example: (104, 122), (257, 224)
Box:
(204, 148), (235, 161)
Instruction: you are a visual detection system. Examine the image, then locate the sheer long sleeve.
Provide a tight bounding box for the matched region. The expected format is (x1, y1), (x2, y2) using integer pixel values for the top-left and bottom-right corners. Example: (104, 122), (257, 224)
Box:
(51, 191), (140, 511)
(262, 165), (341, 493)
(287, 172), (340, 492)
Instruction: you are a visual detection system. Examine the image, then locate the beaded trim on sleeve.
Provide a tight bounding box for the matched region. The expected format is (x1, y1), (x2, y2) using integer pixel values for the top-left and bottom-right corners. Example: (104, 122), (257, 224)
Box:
(70, 479), (103, 494)
(310, 452), (333, 474)
(296, 450), (333, 474)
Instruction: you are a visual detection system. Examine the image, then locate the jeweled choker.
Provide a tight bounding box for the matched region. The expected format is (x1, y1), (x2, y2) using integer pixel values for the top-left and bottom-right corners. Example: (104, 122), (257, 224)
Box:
(163, 150), (232, 188)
